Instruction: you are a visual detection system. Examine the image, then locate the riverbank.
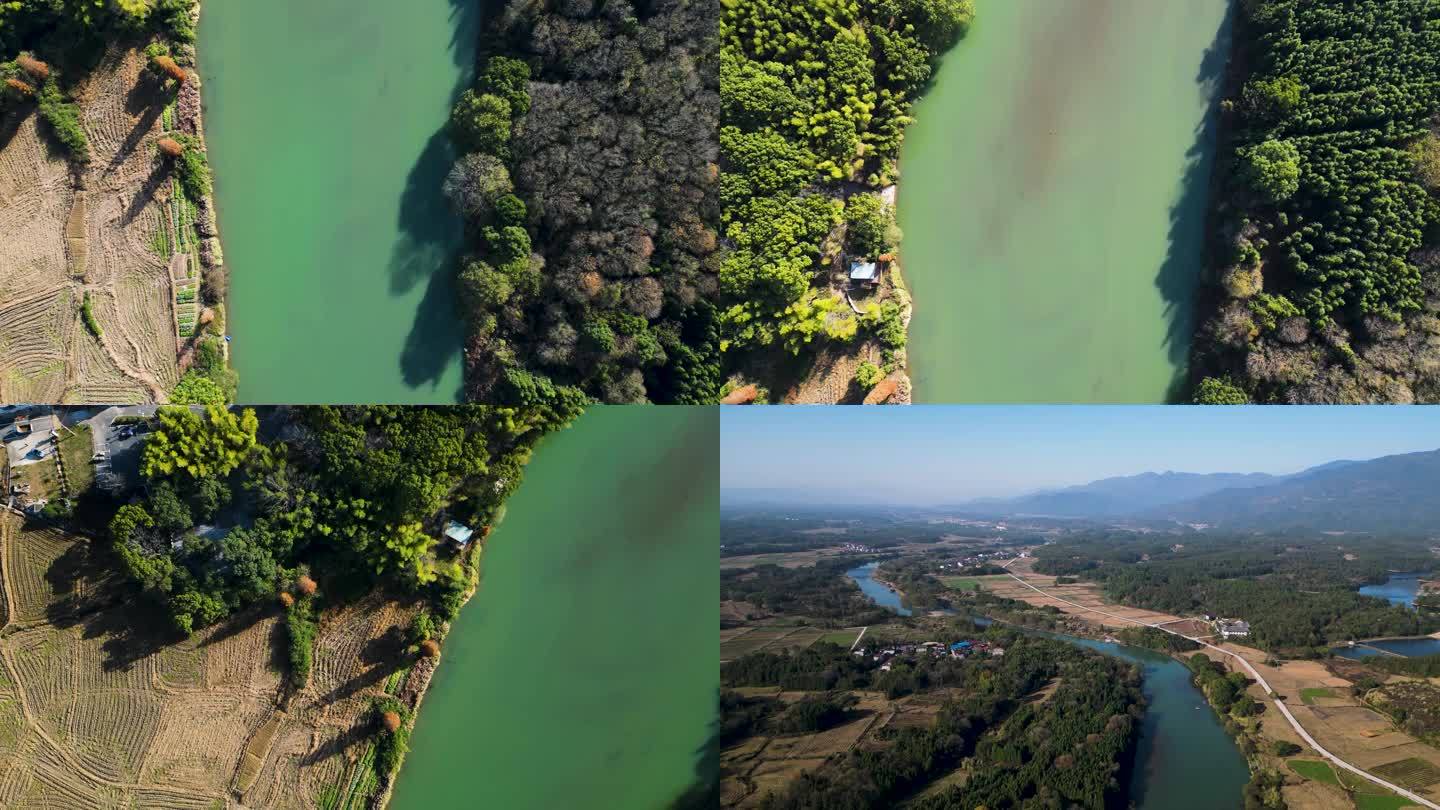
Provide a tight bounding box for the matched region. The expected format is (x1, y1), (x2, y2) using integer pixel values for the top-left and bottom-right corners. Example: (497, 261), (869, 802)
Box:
(389, 407), (718, 809)
(174, 0), (234, 398)
(199, 0), (471, 402)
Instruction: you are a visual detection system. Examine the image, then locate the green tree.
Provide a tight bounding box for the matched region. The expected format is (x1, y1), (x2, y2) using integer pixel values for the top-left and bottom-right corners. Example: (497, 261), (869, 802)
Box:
(844, 193), (898, 257)
(854, 361), (883, 389)
(141, 405), (259, 480)
(1242, 139), (1300, 203)
(1193, 376), (1250, 405)
(1242, 76), (1301, 122)
(450, 90), (513, 156)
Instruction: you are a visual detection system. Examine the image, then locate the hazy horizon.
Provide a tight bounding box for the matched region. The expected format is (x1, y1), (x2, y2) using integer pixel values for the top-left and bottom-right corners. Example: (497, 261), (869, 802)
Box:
(721, 406), (1440, 504)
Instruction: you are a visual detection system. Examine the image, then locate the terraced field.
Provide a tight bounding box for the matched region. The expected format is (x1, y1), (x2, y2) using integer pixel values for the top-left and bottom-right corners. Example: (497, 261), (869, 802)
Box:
(0, 45), (186, 403)
(0, 515), (433, 809)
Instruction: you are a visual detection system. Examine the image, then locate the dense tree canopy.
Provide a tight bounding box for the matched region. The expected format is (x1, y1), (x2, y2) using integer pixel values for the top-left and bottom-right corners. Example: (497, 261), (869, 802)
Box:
(109, 403), (582, 636)
(450, 0), (719, 404)
(719, 0), (972, 373)
(1195, 0), (1440, 403)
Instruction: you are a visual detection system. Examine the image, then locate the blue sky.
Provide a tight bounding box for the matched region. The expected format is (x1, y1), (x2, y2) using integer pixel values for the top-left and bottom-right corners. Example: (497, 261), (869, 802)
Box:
(721, 406), (1440, 502)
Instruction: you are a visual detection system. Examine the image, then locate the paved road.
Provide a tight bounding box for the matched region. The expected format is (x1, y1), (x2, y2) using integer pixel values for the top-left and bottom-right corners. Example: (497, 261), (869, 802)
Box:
(1004, 569), (1440, 810)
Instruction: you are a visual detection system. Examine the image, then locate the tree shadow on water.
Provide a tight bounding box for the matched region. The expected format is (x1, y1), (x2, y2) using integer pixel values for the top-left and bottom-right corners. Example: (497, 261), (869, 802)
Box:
(389, 0), (489, 397)
(397, 260), (466, 399)
(1155, 3), (1236, 403)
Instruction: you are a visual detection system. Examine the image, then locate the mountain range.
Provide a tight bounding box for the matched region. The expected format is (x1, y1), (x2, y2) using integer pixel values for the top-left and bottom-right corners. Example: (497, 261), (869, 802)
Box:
(963, 450), (1440, 532)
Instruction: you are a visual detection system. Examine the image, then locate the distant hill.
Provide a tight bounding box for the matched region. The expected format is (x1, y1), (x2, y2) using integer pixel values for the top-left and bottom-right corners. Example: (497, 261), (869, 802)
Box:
(1149, 449), (1440, 532)
(963, 471), (1283, 518)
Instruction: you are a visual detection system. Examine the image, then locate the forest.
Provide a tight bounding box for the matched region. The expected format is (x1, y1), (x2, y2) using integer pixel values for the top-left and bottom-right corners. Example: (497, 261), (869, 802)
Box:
(723, 633), (1143, 810)
(1034, 532), (1440, 651)
(99, 402), (582, 640)
(1193, 0), (1440, 404)
(721, 559), (895, 626)
(446, 0), (719, 405)
(718, 0), (973, 393)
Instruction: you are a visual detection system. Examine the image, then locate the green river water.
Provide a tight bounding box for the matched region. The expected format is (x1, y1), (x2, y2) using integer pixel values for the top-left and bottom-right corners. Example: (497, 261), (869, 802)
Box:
(199, 0), (474, 403)
(389, 406), (719, 809)
(899, 0), (1233, 403)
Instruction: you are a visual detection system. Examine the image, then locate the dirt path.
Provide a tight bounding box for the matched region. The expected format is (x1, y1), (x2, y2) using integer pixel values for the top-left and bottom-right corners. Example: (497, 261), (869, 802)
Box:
(1003, 570), (1440, 810)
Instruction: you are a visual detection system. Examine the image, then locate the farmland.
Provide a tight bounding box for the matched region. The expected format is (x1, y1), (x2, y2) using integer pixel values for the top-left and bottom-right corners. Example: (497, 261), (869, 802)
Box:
(0, 514), (438, 809)
(0, 45), (192, 403)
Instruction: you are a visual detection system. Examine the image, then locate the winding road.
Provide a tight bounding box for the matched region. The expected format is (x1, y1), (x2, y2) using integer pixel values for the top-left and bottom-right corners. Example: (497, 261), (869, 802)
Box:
(1004, 569), (1440, 810)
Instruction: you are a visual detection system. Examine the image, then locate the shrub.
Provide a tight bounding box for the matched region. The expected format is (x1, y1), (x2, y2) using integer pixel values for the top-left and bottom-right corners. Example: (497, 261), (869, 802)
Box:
(16, 54), (49, 82)
(285, 597), (318, 687)
(419, 639), (440, 659)
(1271, 740), (1301, 757)
(36, 79), (89, 161)
(381, 710), (402, 733)
(854, 361), (883, 389)
(157, 136), (183, 158)
(373, 698), (410, 776)
(81, 293), (102, 338)
(296, 574), (317, 596)
(152, 54), (187, 83)
(407, 611), (435, 645)
(4, 77), (34, 98)
(176, 143), (211, 201)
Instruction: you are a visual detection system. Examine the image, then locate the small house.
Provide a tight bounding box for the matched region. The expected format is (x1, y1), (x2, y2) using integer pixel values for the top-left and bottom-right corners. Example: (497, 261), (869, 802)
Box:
(444, 520), (475, 547)
(848, 260), (881, 289)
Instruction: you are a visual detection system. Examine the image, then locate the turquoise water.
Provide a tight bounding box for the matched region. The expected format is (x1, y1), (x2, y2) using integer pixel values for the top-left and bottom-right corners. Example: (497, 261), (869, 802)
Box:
(199, 0), (473, 403)
(899, 0), (1233, 402)
(389, 407), (718, 809)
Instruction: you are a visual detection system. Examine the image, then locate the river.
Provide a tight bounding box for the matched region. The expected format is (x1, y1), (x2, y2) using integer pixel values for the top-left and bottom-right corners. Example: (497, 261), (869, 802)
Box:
(389, 407), (718, 809)
(199, 0), (473, 403)
(844, 573), (1249, 808)
(846, 562), (912, 616)
(898, 0), (1233, 403)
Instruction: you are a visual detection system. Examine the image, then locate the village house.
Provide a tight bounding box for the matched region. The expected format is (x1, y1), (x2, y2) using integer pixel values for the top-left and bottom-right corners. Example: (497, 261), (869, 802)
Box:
(1219, 619), (1250, 639)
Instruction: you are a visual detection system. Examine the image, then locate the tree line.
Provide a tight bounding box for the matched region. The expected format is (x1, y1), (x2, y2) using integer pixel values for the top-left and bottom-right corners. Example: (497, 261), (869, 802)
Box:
(105, 403), (582, 639)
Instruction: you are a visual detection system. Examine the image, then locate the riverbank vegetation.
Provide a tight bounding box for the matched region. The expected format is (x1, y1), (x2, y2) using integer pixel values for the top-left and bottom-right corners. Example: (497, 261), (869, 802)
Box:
(1193, 0), (1440, 403)
(446, 0), (719, 405)
(717, 0), (974, 402)
(721, 632), (1143, 809)
(1034, 532), (1440, 653)
(102, 403), (580, 642)
(722, 559), (896, 626)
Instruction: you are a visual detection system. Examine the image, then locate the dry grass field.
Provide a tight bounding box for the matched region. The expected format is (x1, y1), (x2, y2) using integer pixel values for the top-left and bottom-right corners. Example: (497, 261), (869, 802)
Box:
(0, 515), (432, 809)
(721, 688), (945, 808)
(0, 46), (186, 403)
